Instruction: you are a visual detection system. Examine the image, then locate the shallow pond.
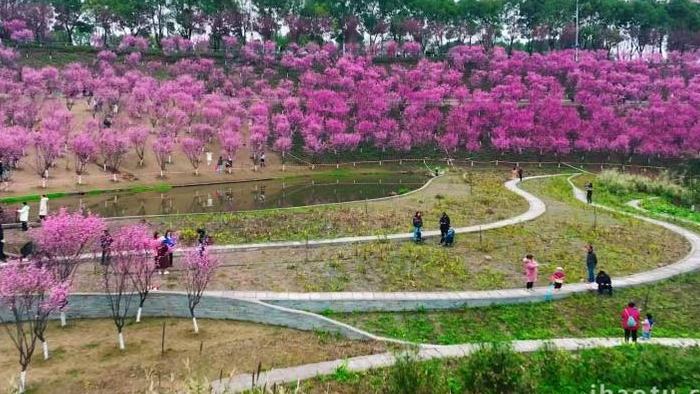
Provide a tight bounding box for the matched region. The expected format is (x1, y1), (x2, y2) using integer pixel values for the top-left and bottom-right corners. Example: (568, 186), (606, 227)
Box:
(2, 173), (428, 219)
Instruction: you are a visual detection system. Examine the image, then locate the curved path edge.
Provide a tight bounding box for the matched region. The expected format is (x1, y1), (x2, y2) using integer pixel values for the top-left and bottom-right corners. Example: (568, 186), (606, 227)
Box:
(211, 337), (700, 393)
(201, 173), (700, 312)
(183, 173), (555, 254)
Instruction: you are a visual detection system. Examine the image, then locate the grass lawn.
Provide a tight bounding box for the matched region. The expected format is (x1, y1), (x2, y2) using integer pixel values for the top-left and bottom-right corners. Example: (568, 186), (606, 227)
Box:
(641, 198), (700, 224)
(293, 345), (700, 394)
(0, 318), (384, 394)
(151, 170), (528, 245)
(334, 272), (700, 344)
(66, 173), (690, 293)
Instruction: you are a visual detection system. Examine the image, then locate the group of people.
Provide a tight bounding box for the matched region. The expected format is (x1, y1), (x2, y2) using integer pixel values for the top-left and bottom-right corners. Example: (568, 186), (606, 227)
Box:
(411, 211), (455, 246)
(522, 244), (611, 294)
(621, 302), (655, 342)
(12, 195), (50, 231)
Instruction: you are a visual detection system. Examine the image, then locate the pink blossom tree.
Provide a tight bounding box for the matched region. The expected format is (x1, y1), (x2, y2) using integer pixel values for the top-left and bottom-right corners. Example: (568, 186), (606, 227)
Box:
(181, 137), (204, 175)
(123, 225), (157, 323)
(152, 135), (173, 178)
(33, 128), (62, 186)
(182, 249), (219, 333)
(127, 126), (149, 167)
(70, 132), (96, 185)
(31, 209), (105, 326)
(99, 133), (130, 180)
(218, 130), (241, 174)
(0, 261), (68, 392)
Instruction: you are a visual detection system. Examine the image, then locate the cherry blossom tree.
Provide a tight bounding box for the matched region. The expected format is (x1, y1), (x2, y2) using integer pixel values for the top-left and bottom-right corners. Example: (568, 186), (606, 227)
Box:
(127, 127), (149, 167)
(70, 132), (96, 185)
(33, 128), (62, 186)
(181, 137), (204, 175)
(181, 249), (219, 333)
(152, 135), (173, 178)
(122, 225), (157, 323)
(0, 261), (68, 392)
(31, 209), (105, 326)
(99, 132), (130, 180)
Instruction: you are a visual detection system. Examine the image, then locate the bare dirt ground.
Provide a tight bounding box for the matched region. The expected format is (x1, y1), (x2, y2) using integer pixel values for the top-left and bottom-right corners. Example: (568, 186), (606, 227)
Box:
(0, 318), (385, 393)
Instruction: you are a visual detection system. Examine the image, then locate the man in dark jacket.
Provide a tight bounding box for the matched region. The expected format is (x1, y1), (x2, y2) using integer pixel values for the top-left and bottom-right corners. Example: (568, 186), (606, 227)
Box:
(586, 244), (598, 283)
(439, 212), (451, 244)
(585, 182), (593, 204)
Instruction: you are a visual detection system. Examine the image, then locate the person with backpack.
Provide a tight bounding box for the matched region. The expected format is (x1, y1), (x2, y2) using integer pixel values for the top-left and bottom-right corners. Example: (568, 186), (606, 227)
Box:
(412, 211), (423, 242)
(621, 302), (641, 343)
(439, 212), (451, 244)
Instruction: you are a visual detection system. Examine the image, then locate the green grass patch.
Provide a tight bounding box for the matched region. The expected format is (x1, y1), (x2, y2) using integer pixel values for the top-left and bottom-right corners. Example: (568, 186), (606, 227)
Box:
(336, 272), (700, 344)
(642, 198), (700, 223)
(298, 345), (700, 393)
(0, 192), (67, 204)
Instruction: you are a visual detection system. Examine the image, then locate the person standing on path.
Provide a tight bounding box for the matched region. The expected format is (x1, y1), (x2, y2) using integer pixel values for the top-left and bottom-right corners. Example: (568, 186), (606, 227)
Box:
(517, 166), (524, 182)
(100, 229), (113, 266)
(412, 211), (423, 242)
(585, 182), (593, 204)
(621, 302), (641, 343)
(523, 254), (539, 291)
(550, 267), (565, 290)
(511, 166), (518, 180)
(0, 224), (6, 261)
(439, 212), (451, 244)
(17, 202), (29, 231)
(586, 244), (598, 283)
(38, 194), (49, 221)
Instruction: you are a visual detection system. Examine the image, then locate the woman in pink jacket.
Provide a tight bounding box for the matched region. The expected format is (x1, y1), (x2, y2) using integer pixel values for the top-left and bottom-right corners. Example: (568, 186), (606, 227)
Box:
(523, 254), (539, 291)
(621, 302), (641, 343)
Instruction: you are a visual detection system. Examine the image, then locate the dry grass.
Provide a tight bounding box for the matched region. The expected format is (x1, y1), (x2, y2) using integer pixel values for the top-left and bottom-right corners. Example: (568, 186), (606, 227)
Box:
(0, 318), (384, 393)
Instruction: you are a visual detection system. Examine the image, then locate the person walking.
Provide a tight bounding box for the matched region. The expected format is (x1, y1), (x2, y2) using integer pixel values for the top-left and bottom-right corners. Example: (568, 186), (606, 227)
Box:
(38, 194), (49, 221)
(216, 156), (224, 174)
(586, 244), (598, 283)
(511, 166), (518, 180)
(100, 229), (113, 266)
(621, 302), (641, 343)
(523, 254), (539, 291)
(585, 182), (593, 204)
(260, 152), (266, 168)
(439, 212), (451, 244)
(517, 166), (524, 182)
(412, 211), (423, 242)
(17, 202), (30, 231)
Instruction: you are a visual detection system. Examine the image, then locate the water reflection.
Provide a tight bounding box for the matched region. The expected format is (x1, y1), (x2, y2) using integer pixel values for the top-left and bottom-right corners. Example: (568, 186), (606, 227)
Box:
(7, 173), (427, 219)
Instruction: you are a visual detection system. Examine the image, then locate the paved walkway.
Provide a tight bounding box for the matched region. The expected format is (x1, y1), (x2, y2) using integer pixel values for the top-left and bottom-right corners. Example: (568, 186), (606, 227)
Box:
(198, 173), (700, 312)
(210, 337), (700, 393)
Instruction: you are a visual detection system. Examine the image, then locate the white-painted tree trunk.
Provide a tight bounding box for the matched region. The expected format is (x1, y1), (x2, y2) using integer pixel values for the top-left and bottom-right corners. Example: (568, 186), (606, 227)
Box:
(195, 168), (199, 176)
(77, 175), (82, 185)
(160, 169), (164, 178)
(282, 164), (285, 171)
(136, 307), (142, 323)
(42, 340), (49, 360)
(167, 155), (172, 164)
(60, 311), (67, 327)
(19, 370), (26, 393)
(42, 178), (47, 188)
(192, 317), (199, 333)
(118, 332), (125, 350)
(112, 173), (117, 182)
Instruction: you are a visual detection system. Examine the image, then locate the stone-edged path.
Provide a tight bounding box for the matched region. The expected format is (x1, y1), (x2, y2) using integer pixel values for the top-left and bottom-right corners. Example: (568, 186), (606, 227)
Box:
(198, 173), (700, 312)
(210, 337), (700, 393)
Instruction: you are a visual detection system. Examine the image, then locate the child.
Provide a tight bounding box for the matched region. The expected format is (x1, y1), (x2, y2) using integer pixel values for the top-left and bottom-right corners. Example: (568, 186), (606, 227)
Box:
(642, 314), (654, 340)
(523, 254), (539, 291)
(550, 267), (565, 290)
(443, 227), (455, 247)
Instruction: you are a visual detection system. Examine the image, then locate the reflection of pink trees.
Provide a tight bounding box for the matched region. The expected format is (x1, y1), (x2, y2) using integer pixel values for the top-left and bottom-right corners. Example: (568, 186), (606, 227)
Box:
(182, 249), (219, 333)
(0, 262), (68, 392)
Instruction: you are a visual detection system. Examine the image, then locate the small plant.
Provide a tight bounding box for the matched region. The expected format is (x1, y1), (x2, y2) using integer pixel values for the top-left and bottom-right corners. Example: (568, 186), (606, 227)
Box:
(459, 343), (534, 393)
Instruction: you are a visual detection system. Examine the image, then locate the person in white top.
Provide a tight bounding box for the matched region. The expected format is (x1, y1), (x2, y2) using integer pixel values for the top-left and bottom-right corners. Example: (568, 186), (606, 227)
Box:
(17, 202), (30, 231)
(39, 194), (49, 220)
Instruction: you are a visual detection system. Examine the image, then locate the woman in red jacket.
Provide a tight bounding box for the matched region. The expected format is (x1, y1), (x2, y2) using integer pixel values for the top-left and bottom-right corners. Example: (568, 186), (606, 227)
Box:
(621, 302), (641, 343)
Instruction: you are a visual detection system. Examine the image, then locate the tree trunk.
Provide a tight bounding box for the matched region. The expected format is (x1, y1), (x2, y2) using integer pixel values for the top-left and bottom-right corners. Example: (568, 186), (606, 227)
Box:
(60, 311), (67, 327)
(136, 307), (142, 323)
(19, 370), (26, 393)
(42, 340), (49, 360)
(118, 332), (125, 350)
(192, 317), (199, 333)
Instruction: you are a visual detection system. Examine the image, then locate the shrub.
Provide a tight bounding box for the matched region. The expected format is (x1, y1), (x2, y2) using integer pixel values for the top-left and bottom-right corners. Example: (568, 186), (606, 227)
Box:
(597, 170), (692, 205)
(384, 353), (448, 394)
(459, 343), (534, 393)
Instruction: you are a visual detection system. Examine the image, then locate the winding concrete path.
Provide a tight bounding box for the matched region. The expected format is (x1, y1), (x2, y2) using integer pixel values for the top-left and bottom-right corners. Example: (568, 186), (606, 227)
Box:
(196, 174), (551, 254)
(210, 337), (700, 393)
(197, 173), (700, 312)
